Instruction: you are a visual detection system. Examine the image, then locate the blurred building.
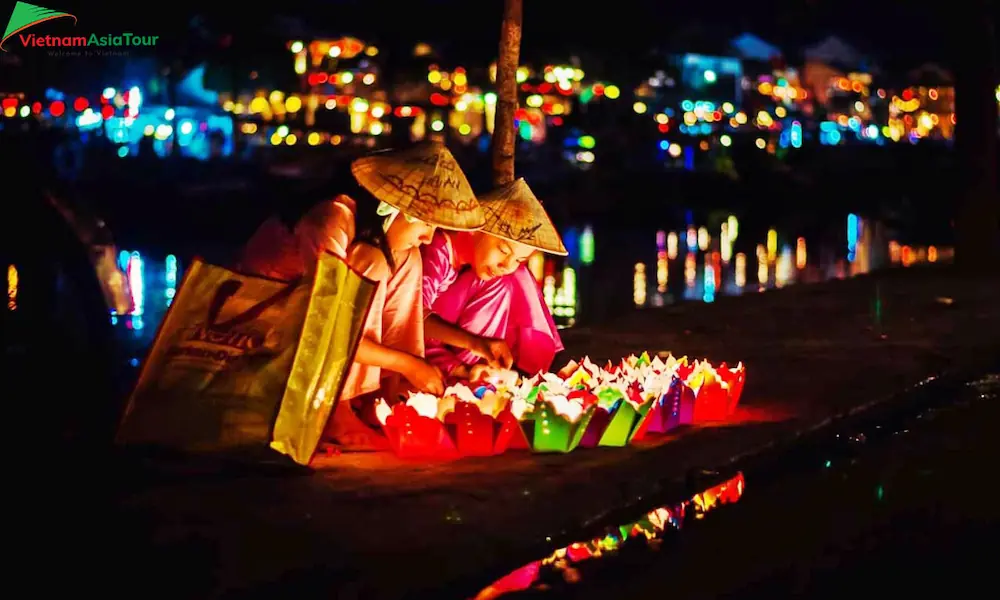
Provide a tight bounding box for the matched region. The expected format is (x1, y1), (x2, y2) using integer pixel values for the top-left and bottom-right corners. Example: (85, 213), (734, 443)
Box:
(887, 63), (955, 142)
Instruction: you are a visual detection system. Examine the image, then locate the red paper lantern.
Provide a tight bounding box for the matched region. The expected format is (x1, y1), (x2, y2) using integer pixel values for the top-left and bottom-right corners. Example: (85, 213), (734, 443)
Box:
(443, 403), (527, 456)
(691, 375), (729, 422)
(379, 401), (527, 459)
(381, 404), (456, 459)
(716, 362), (746, 414)
(445, 403), (494, 455)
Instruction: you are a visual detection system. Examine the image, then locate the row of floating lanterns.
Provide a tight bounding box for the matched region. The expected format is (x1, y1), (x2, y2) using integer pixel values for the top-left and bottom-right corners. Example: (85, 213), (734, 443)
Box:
(368, 352), (745, 459)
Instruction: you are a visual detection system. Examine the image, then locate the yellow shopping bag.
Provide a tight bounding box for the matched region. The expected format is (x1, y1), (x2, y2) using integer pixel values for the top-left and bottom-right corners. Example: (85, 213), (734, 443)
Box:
(116, 252), (375, 464)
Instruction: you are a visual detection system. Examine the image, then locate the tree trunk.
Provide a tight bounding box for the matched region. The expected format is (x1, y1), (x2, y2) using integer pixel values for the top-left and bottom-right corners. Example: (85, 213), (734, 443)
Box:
(490, 0), (523, 187)
(952, 1), (1000, 271)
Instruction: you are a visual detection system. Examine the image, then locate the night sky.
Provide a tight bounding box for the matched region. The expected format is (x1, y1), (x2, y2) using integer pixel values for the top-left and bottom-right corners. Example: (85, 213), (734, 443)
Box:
(10, 0), (997, 69)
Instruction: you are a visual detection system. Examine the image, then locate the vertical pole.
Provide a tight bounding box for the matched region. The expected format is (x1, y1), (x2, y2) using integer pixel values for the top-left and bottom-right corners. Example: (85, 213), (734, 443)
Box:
(490, 0), (523, 187)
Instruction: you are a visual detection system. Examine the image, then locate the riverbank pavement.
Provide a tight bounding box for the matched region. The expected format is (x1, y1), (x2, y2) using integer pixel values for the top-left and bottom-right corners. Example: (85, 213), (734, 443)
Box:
(94, 265), (1000, 599)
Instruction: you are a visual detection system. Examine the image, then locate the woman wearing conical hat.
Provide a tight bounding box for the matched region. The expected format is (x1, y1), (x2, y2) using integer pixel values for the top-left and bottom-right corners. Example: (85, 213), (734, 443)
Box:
(421, 177), (568, 380)
(240, 142), (485, 449)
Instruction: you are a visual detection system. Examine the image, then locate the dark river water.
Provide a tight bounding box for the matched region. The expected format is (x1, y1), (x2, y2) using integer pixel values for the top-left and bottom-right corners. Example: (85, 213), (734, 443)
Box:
(475, 373), (999, 599)
(50, 210), (946, 368)
(7, 207), (952, 366)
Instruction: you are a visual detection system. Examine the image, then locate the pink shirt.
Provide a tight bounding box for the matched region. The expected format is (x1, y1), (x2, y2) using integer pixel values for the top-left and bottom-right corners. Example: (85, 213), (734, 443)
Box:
(421, 231), (563, 376)
(240, 195), (425, 400)
(420, 231), (463, 311)
(340, 244), (425, 401)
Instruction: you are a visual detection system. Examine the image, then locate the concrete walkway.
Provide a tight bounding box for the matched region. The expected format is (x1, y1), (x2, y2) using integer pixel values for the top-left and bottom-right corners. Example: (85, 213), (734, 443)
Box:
(98, 266), (1000, 599)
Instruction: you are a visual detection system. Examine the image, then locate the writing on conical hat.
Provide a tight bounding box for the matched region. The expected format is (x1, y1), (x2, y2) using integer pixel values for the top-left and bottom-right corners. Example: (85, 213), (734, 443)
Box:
(479, 178), (567, 255)
(378, 170), (471, 209)
(483, 202), (545, 242)
(351, 143), (484, 230)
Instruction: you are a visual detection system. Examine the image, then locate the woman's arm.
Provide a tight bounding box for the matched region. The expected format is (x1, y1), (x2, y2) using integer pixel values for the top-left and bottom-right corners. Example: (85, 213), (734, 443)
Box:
(424, 313), (481, 351)
(425, 315), (490, 377)
(424, 315), (514, 373)
(354, 336), (415, 371)
(354, 337), (444, 395)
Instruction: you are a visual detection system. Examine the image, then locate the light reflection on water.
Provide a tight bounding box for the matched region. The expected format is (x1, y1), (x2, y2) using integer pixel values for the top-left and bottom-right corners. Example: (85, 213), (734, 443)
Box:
(110, 251), (177, 349)
(95, 214), (950, 351)
(0, 215), (947, 377)
(7, 264), (17, 311)
(540, 213), (951, 327)
(475, 472), (746, 599)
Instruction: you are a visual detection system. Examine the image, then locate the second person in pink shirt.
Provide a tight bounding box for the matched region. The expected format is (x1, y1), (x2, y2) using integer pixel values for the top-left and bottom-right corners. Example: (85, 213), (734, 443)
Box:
(421, 178), (568, 382)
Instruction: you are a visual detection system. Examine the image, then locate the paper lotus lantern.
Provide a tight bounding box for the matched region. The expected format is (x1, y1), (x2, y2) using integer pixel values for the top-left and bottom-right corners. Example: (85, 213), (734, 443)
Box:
(674, 358), (695, 381)
(516, 373), (587, 413)
(638, 368), (676, 402)
(626, 351), (653, 368)
(485, 368), (521, 391)
(521, 392), (596, 453)
(565, 368), (592, 389)
(443, 400), (528, 456)
(560, 357), (602, 390)
(685, 361), (732, 422)
(447, 383), (529, 454)
(579, 386), (652, 448)
(539, 372), (572, 395)
(558, 357), (601, 383)
(599, 353), (746, 431)
(630, 375), (696, 441)
(374, 386), (528, 458)
(375, 396), (456, 458)
(716, 361), (746, 414)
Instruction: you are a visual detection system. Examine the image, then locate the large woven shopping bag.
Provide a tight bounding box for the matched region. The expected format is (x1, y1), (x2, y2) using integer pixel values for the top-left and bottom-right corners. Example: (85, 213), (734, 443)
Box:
(116, 252), (375, 465)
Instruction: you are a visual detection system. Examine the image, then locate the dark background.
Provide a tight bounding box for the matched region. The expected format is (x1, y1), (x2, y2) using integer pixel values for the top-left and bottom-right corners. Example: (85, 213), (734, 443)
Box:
(6, 0), (996, 70)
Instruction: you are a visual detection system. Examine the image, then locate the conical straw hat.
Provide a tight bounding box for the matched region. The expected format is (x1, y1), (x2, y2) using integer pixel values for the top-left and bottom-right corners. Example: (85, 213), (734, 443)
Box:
(350, 142), (485, 231)
(478, 178), (567, 255)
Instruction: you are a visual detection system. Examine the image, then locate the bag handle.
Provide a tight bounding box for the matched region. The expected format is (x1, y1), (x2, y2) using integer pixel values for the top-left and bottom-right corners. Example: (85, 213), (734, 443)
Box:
(206, 277), (304, 331)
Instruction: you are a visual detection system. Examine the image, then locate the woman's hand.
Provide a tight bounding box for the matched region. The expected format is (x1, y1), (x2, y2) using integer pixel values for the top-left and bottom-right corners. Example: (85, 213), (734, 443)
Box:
(449, 364), (470, 379)
(448, 363), (498, 383)
(471, 337), (514, 369)
(449, 363), (500, 383)
(402, 357), (445, 396)
(468, 364), (498, 383)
